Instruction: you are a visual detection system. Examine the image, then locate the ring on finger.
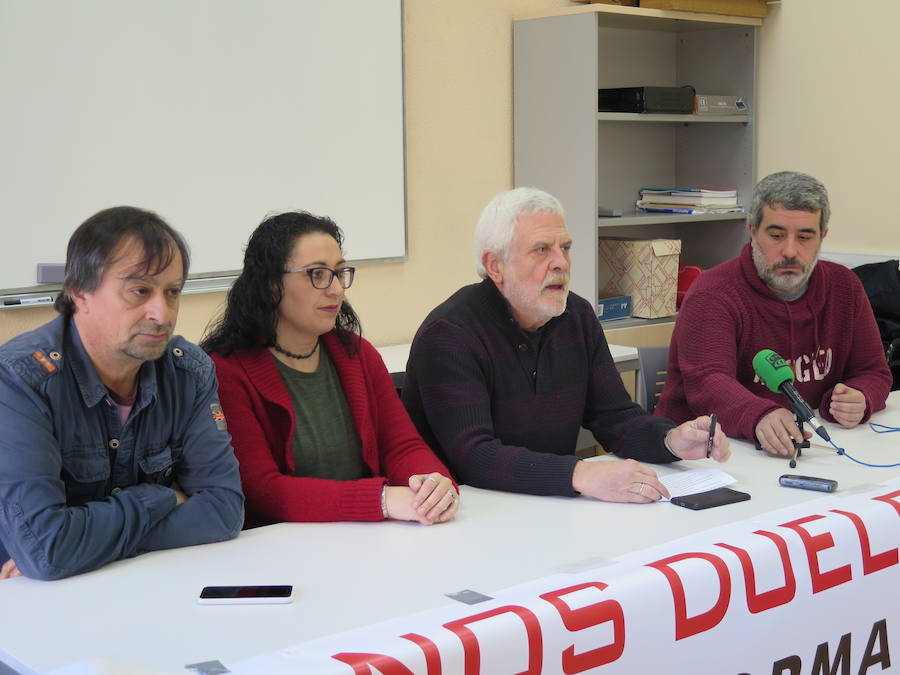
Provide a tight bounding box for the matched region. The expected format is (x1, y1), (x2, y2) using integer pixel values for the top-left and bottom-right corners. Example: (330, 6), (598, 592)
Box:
(447, 490), (456, 504)
(425, 476), (438, 485)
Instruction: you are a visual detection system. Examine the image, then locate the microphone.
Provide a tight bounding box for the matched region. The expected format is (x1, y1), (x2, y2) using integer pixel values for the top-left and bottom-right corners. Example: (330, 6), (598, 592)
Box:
(752, 349), (832, 442)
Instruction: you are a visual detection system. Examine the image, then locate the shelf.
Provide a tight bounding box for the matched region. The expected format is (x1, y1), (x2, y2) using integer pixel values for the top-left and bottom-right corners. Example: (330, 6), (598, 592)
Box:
(598, 112), (749, 123)
(515, 4), (762, 30)
(513, 9), (756, 326)
(599, 314), (677, 330)
(597, 211), (746, 227)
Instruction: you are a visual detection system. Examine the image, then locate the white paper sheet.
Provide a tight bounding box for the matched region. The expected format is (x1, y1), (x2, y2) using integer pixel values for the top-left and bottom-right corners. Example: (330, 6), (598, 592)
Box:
(658, 468), (736, 501)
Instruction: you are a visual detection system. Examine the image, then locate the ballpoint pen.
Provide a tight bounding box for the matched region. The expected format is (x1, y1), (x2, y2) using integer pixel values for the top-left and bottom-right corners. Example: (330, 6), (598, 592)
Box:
(706, 413), (718, 458)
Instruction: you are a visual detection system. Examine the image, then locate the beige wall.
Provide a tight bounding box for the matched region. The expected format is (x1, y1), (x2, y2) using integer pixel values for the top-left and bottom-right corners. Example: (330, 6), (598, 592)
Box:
(758, 0), (900, 253)
(3, 0), (898, 347)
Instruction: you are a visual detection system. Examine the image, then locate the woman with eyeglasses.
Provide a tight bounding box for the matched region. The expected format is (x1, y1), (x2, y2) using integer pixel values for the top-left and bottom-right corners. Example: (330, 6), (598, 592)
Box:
(201, 211), (458, 527)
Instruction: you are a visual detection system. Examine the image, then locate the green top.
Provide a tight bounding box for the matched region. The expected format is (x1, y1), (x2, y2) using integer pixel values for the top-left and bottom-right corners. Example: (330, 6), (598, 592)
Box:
(272, 349), (369, 480)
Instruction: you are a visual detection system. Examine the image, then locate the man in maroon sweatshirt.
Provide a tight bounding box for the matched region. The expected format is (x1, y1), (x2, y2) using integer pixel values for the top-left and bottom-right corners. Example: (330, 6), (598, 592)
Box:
(656, 171), (891, 456)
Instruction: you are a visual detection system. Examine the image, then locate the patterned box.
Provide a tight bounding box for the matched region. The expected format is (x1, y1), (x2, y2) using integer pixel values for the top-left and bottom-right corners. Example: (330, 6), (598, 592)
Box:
(597, 238), (681, 318)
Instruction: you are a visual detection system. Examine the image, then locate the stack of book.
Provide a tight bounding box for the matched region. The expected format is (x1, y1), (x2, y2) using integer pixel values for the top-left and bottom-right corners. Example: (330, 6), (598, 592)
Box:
(636, 188), (743, 215)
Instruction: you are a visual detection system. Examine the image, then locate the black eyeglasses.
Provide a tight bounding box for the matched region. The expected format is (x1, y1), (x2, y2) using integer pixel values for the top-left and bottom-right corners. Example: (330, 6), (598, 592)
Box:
(283, 266), (356, 289)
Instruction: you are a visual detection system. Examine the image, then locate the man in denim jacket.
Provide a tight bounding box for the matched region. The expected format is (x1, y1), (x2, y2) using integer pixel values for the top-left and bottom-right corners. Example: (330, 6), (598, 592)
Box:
(0, 206), (244, 580)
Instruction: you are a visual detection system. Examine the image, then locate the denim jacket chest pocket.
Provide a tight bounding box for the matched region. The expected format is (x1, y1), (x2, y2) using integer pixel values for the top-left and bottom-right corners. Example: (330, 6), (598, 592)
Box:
(60, 442), (110, 506)
(137, 442), (182, 487)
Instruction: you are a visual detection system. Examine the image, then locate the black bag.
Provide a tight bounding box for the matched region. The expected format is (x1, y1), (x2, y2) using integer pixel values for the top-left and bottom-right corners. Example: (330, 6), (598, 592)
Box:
(852, 259), (900, 390)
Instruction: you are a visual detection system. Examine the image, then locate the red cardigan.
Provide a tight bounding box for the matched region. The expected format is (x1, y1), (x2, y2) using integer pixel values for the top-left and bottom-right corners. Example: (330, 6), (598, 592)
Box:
(211, 332), (453, 526)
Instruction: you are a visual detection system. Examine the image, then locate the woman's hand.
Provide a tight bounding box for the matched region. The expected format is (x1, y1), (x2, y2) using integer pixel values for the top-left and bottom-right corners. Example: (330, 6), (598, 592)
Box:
(384, 473), (459, 524)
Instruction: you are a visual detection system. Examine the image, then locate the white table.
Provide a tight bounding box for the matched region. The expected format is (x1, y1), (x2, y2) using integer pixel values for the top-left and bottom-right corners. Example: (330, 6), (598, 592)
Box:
(3, 395), (899, 674)
(377, 343), (640, 375)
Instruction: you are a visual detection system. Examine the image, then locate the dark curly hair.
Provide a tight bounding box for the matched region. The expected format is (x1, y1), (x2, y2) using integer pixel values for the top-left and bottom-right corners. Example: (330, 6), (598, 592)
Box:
(200, 211), (361, 357)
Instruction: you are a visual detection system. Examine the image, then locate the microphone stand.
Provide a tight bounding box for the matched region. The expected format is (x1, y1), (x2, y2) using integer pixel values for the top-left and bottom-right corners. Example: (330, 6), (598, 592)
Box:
(754, 412), (809, 468)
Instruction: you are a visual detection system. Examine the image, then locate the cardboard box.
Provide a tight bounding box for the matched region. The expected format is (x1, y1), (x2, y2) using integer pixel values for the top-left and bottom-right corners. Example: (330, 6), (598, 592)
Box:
(638, 0), (768, 18)
(598, 238), (681, 318)
(597, 295), (632, 321)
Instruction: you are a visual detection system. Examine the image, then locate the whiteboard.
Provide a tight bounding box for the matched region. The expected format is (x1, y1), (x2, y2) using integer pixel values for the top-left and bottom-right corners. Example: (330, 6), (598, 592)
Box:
(0, 0), (406, 293)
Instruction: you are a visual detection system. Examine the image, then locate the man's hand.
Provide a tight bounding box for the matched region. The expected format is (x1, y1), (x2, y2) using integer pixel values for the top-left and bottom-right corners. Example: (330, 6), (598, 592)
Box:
(572, 458), (669, 502)
(1, 558), (22, 580)
(755, 408), (811, 456)
(829, 383), (866, 428)
(665, 416), (731, 462)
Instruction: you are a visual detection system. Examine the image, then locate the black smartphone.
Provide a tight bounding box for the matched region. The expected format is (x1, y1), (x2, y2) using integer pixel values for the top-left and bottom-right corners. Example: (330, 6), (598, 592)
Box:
(197, 585), (294, 605)
(779, 474), (837, 493)
(671, 487), (751, 510)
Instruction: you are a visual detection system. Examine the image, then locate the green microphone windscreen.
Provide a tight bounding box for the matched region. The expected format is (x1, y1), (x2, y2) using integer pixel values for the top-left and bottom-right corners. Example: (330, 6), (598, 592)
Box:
(752, 349), (794, 393)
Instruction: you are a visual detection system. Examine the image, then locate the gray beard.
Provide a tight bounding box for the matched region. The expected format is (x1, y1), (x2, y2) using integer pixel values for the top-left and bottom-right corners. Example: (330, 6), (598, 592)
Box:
(120, 335), (170, 363)
(750, 238), (817, 295)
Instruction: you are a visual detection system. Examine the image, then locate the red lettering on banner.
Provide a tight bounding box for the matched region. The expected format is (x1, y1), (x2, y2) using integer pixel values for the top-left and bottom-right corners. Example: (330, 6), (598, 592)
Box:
(331, 634), (440, 674)
(400, 633), (442, 674)
(646, 552), (730, 640)
(716, 530), (796, 613)
(539, 582), (625, 672)
(872, 489), (900, 516)
(831, 509), (899, 575)
(443, 605), (543, 675)
(780, 515), (852, 593)
(331, 652), (414, 674)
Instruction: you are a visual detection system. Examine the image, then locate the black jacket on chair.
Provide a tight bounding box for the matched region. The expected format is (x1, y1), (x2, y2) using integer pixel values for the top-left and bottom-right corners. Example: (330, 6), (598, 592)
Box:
(853, 259), (900, 390)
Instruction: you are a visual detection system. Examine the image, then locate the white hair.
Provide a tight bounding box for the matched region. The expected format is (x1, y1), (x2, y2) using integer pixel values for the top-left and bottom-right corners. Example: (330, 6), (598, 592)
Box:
(473, 187), (566, 278)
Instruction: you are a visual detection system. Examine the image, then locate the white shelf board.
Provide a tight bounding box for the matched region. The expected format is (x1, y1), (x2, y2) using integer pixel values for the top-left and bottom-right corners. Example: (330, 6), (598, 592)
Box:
(599, 314), (677, 329)
(515, 4), (762, 30)
(597, 210), (746, 228)
(598, 112), (750, 123)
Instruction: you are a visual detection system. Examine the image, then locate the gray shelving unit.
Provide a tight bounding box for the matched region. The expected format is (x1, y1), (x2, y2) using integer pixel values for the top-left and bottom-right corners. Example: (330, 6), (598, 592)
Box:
(513, 5), (759, 312)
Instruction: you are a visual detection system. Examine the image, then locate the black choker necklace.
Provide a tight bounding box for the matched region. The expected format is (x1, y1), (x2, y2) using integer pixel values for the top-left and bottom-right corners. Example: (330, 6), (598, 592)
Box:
(273, 339), (320, 360)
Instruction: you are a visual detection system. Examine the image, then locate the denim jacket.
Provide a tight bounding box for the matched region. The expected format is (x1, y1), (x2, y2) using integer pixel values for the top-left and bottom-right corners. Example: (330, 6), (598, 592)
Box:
(0, 315), (244, 580)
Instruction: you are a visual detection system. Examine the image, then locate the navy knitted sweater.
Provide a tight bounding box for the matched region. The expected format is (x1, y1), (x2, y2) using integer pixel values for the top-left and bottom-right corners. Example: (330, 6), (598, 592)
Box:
(402, 279), (677, 496)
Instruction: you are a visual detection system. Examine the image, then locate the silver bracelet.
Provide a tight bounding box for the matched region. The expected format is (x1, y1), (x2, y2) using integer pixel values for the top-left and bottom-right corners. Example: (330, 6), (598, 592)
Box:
(381, 484), (389, 519)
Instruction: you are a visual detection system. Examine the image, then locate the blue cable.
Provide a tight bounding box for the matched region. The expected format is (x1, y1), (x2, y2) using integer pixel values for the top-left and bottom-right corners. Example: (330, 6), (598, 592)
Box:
(869, 422), (900, 434)
(829, 432), (900, 468)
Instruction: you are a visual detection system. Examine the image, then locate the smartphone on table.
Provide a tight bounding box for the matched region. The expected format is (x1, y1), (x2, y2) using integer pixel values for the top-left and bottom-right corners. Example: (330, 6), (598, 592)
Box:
(197, 585), (294, 605)
(671, 487), (750, 510)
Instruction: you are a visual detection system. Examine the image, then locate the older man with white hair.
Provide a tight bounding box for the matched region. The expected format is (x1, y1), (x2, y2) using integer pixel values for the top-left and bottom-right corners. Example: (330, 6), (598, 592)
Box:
(402, 187), (728, 503)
